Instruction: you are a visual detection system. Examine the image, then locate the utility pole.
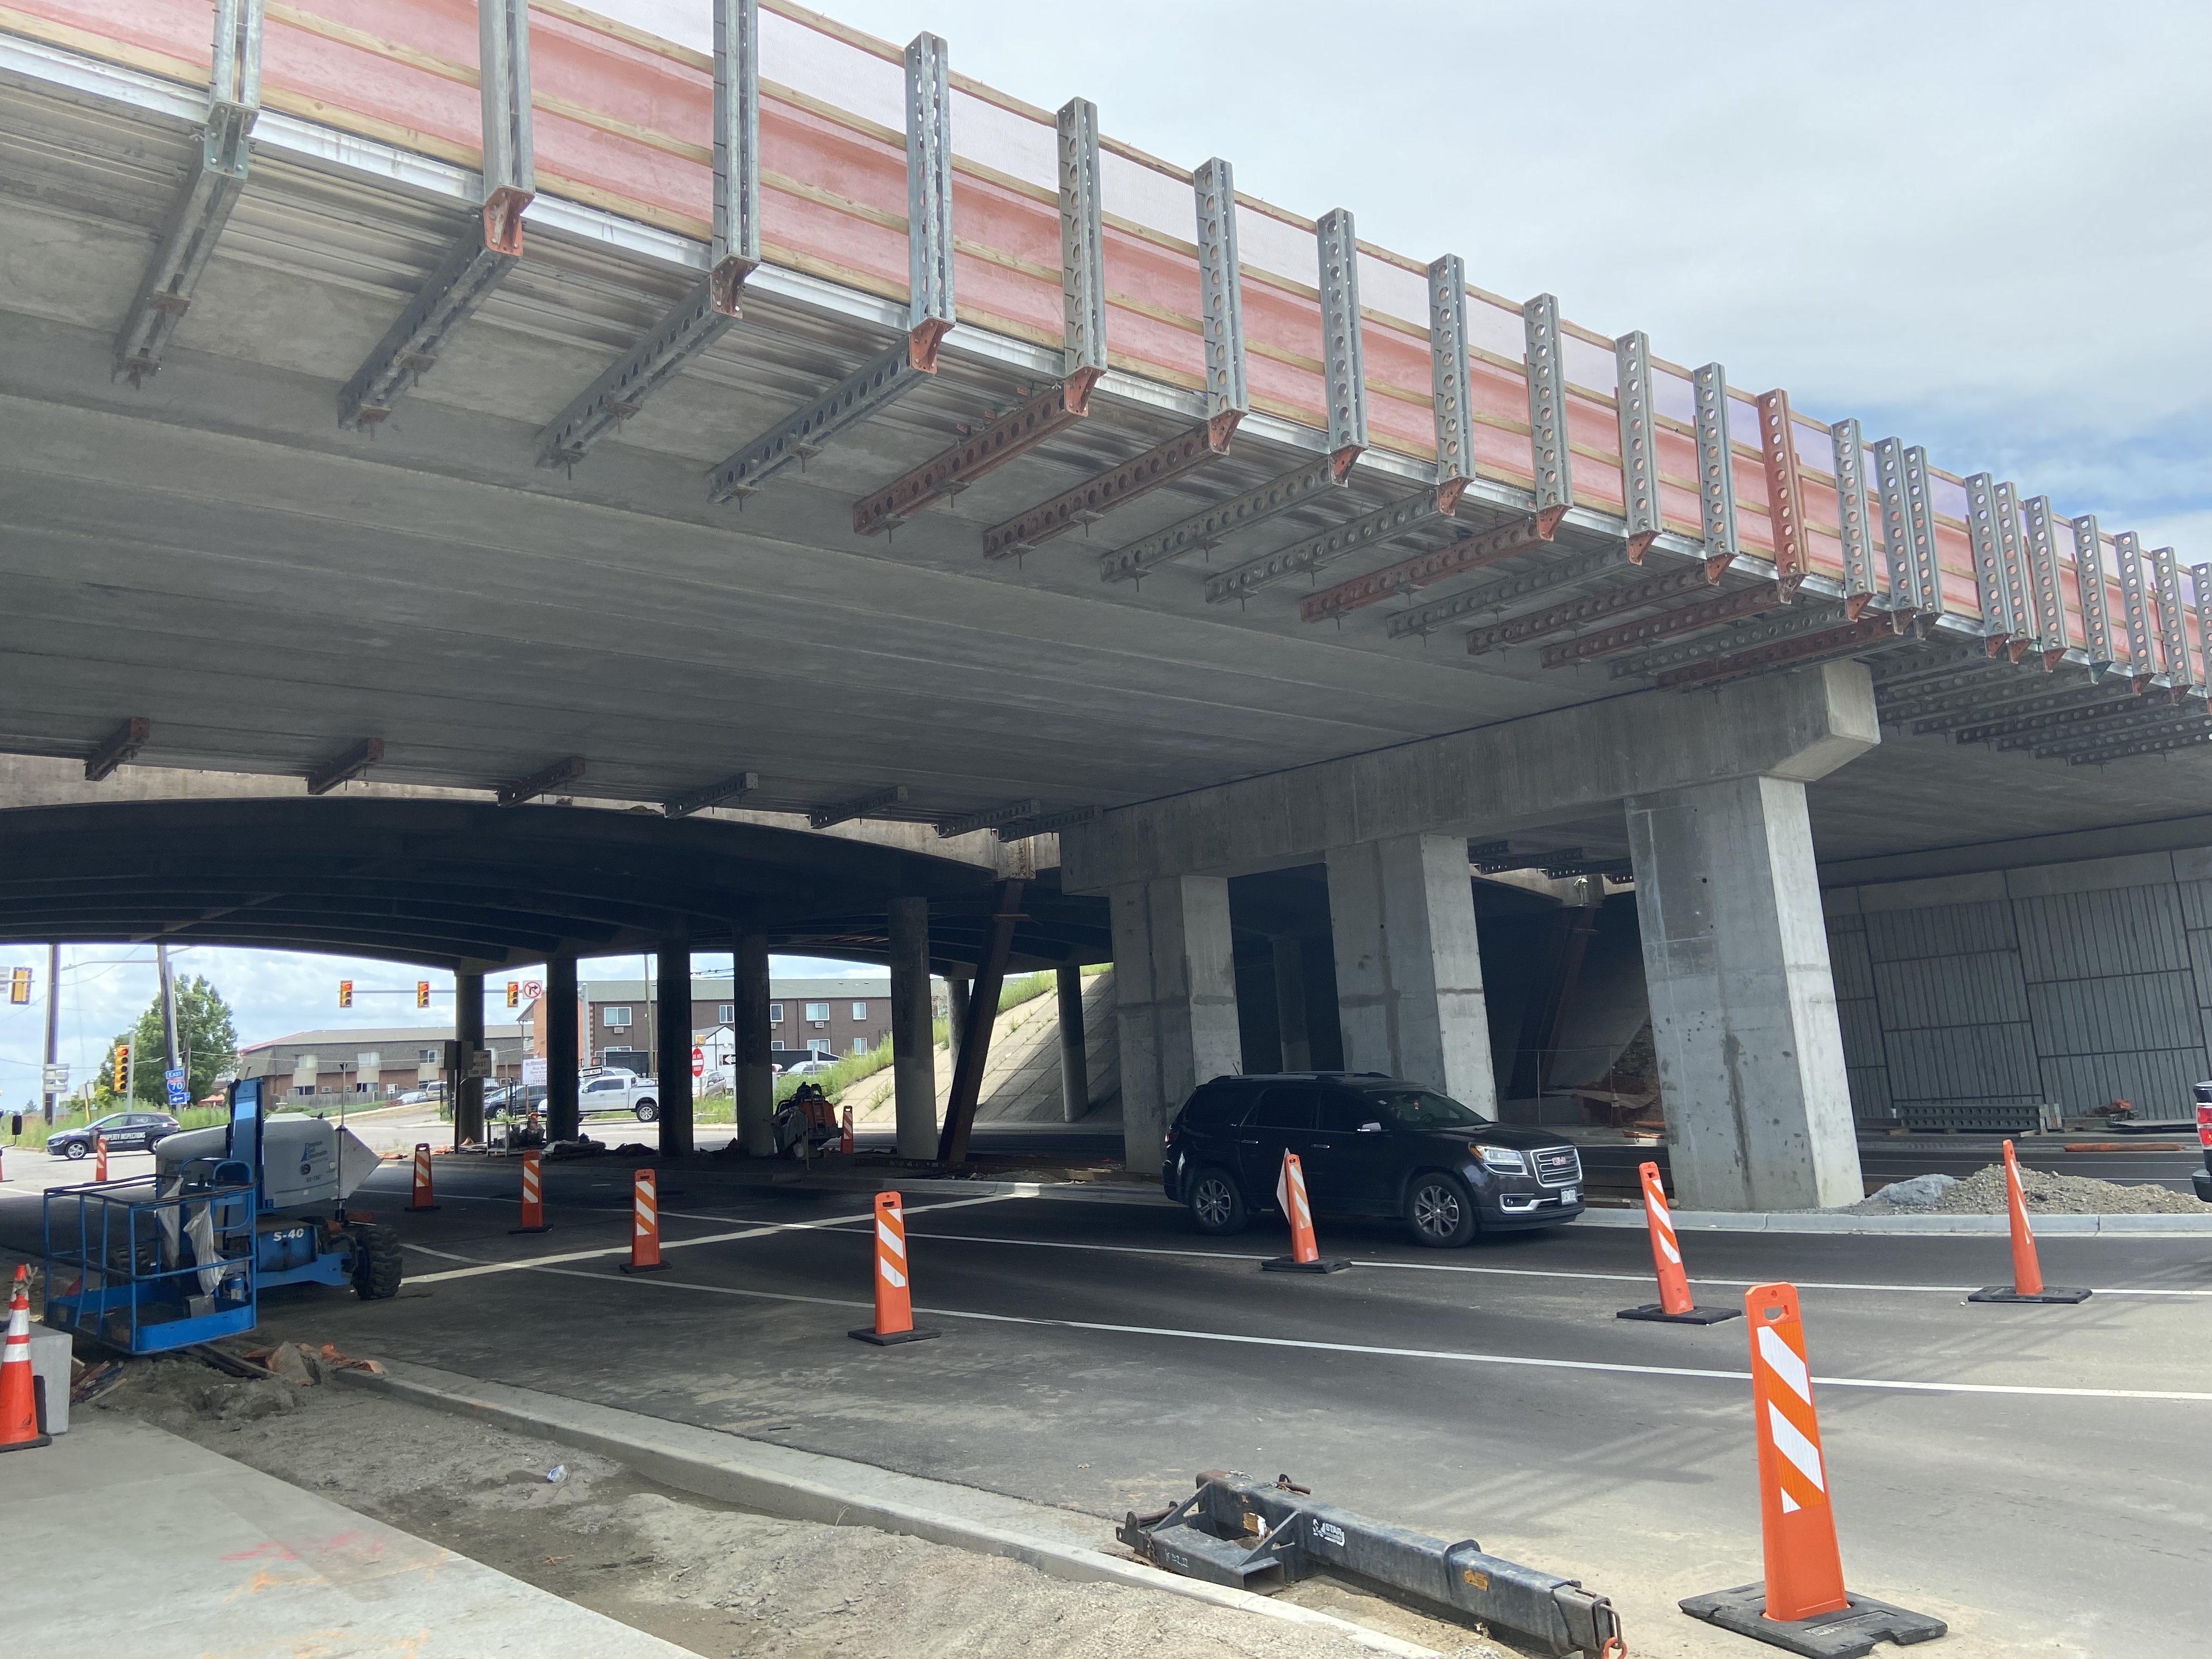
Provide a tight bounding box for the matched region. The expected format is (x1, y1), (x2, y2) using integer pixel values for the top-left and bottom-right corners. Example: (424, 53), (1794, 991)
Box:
(158, 940), (181, 1072)
(42, 942), (59, 1125)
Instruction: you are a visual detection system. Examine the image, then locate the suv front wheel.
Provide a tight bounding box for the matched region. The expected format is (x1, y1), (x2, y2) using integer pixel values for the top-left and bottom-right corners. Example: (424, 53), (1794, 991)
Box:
(1187, 1166), (1247, 1237)
(1405, 1172), (1477, 1248)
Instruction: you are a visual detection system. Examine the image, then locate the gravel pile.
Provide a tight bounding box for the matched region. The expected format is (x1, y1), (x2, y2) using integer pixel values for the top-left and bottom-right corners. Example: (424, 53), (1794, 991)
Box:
(1852, 1164), (2205, 1215)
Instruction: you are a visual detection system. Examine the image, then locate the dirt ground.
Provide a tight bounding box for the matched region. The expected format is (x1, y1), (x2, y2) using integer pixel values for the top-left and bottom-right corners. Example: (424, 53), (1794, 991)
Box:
(1853, 1164), (2205, 1215)
(91, 1344), (1510, 1659)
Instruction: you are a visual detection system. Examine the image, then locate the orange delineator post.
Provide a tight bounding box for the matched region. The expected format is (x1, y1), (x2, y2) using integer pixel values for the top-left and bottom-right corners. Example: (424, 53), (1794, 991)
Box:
(839, 1104), (854, 1155)
(849, 1190), (939, 1345)
(1617, 1161), (1739, 1325)
(510, 1150), (550, 1234)
(1679, 1283), (1946, 1650)
(404, 1142), (438, 1212)
(1, 1265), (51, 1454)
(1968, 1138), (2090, 1304)
(619, 1167), (668, 1273)
(1260, 1151), (1349, 1274)
(94, 1135), (109, 1182)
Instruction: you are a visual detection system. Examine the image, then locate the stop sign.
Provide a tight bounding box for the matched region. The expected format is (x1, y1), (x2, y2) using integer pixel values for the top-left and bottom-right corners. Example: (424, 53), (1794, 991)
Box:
(691, 1045), (704, 1079)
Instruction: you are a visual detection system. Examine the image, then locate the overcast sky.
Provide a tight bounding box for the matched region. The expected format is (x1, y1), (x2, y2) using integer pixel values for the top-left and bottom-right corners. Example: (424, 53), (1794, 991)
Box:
(7, 2), (2204, 1104)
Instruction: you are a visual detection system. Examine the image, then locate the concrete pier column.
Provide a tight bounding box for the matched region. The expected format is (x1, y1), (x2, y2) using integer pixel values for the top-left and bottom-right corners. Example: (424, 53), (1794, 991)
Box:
(1271, 937), (1311, 1071)
(733, 930), (775, 1156)
(1110, 876), (1240, 1175)
(656, 941), (693, 1158)
(946, 978), (970, 1075)
(1325, 834), (1494, 1111)
(889, 897), (936, 1159)
(454, 971), (484, 1147)
(1056, 965), (1089, 1122)
(545, 955), (579, 1142)
(1625, 774), (1863, 1211)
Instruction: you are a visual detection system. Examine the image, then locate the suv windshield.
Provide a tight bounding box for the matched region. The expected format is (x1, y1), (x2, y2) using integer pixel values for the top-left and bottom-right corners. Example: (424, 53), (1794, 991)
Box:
(1367, 1088), (1494, 1130)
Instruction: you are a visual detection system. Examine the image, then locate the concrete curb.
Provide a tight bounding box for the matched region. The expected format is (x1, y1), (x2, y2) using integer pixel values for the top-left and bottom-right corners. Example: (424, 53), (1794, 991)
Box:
(332, 1361), (1438, 1658)
(1576, 1207), (2212, 1236)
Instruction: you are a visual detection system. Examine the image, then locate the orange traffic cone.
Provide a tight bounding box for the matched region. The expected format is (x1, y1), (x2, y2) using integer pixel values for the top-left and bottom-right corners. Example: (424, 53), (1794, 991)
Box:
(94, 1134), (109, 1181)
(1261, 1151), (1350, 1274)
(618, 1167), (668, 1273)
(1970, 1139), (2090, 1304)
(849, 1190), (939, 1345)
(405, 1142), (438, 1212)
(1680, 1283), (1945, 1647)
(510, 1150), (550, 1234)
(839, 1104), (854, 1155)
(1618, 1161), (1739, 1324)
(1, 1265), (51, 1454)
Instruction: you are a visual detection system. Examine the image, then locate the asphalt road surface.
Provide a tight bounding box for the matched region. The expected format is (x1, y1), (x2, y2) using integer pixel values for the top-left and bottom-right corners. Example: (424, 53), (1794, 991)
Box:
(9, 1154), (2191, 1658)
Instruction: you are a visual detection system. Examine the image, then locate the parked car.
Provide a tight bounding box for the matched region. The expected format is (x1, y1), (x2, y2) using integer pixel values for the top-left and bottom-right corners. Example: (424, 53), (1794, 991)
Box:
(49, 1110), (182, 1160)
(780, 1058), (837, 1079)
(1161, 1073), (1585, 1247)
(578, 1071), (661, 1122)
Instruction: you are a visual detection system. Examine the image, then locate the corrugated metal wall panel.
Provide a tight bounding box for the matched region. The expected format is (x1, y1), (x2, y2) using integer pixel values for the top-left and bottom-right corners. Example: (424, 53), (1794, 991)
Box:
(1864, 900), (2017, 963)
(2187, 929), (2212, 1008)
(2039, 1049), (2205, 1113)
(1872, 952), (2030, 1029)
(2014, 887), (2189, 981)
(1836, 997), (1885, 1066)
(1826, 919), (1876, 1001)
(2027, 971), (2200, 1055)
(1884, 1024), (2041, 1100)
(1846, 1065), (1893, 1123)
(2174, 878), (2212, 932)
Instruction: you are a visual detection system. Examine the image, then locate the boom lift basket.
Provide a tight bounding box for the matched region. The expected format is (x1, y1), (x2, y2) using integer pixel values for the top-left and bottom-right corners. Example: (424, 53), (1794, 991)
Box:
(1118, 1470), (1623, 1657)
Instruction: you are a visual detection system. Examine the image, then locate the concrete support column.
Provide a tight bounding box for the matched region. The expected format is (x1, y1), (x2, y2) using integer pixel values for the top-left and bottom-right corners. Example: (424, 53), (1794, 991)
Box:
(1271, 937), (1311, 1071)
(1625, 773), (1863, 1211)
(946, 978), (970, 1075)
(454, 971), (484, 1147)
(545, 955), (579, 1142)
(1325, 833), (1493, 1112)
(1056, 966), (1089, 1122)
(888, 897), (936, 1159)
(733, 931), (775, 1156)
(656, 941), (693, 1158)
(1110, 876), (1240, 1175)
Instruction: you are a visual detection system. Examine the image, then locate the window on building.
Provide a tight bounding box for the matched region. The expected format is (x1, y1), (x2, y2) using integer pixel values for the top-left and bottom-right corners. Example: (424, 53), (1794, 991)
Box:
(417, 1048), (438, 1062)
(605, 1007), (633, 1028)
(719, 1004), (734, 1024)
(851, 1001), (868, 1019)
(769, 1002), (784, 1023)
(851, 1036), (868, 1056)
(808, 1039), (831, 1056)
(804, 1002), (830, 1023)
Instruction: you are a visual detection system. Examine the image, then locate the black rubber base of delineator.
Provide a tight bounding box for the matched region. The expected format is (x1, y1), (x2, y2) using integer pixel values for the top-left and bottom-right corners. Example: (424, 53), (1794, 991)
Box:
(1968, 1284), (2092, 1303)
(509, 1224), (551, 1235)
(1680, 1583), (1948, 1657)
(404, 1204), (439, 1212)
(1618, 1303), (1743, 1324)
(1261, 1256), (1352, 1273)
(848, 1325), (941, 1345)
(618, 1260), (671, 1274)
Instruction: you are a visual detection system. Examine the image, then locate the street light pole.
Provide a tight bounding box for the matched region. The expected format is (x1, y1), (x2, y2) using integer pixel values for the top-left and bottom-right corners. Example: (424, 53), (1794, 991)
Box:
(42, 942), (59, 1125)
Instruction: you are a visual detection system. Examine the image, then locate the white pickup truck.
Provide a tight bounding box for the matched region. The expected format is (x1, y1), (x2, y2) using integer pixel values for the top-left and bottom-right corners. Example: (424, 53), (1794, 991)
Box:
(578, 1070), (661, 1122)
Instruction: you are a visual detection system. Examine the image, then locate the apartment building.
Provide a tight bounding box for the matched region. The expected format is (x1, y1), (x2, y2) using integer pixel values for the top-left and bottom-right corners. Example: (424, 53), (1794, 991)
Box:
(523, 974), (902, 1070)
(235, 1024), (528, 1101)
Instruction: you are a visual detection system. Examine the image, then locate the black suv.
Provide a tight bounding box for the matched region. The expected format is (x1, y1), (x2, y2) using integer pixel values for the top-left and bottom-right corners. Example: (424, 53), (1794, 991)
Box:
(1163, 1073), (1585, 1247)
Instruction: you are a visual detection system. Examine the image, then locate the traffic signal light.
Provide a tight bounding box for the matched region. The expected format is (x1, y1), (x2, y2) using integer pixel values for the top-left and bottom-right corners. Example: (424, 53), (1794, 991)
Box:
(112, 1044), (129, 1091)
(338, 979), (353, 1009)
(505, 981), (519, 1008)
(7, 967), (27, 1004)
(415, 980), (431, 1009)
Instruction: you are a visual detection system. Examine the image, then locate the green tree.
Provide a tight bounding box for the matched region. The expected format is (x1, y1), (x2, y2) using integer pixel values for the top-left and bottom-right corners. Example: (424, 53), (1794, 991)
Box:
(98, 975), (239, 1109)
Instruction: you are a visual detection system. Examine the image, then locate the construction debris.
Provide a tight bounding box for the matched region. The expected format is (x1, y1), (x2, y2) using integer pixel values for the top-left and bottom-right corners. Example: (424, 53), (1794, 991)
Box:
(1851, 1164), (2204, 1215)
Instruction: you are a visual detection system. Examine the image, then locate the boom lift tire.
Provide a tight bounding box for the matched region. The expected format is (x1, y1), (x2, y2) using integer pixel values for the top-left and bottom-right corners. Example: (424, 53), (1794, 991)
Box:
(350, 1223), (404, 1300)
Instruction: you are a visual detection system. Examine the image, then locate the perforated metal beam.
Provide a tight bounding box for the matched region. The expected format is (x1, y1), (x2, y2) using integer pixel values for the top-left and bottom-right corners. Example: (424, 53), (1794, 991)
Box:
(535, 0), (758, 469)
(936, 799), (1042, 837)
(1101, 454), (1344, 583)
(1908, 680), (2108, 736)
(1194, 158), (1248, 423)
(338, 0), (533, 428)
(1209, 481), (1464, 606)
(2068, 512), (2117, 673)
(1872, 437), (1940, 624)
(1613, 332), (1660, 560)
(809, 785), (909, 830)
(1755, 389), (1807, 597)
(1523, 295), (1571, 514)
(2151, 545), (2192, 689)
(113, 0), (260, 386)
(1651, 611), (1888, 690)
(662, 770), (758, 820)
(1430, 257), (1474, 486)
(853, 371), (1102, 536)
(1058, 97), (1105, 380)
(495, 755), (584, 809)
(1963, 472), (2015, 650)
(1316, 208), (1367, 471)
(304, 737), (382, 796)
(2033, 706), (2210, 760)
(704, 31), (953, 500)
(1991, 480), (2032, 648)
(2111, 529), (2155, 679)
(85, 718), (151, 782)
(1302, 509), (1565, 625)
(1464, 563), (1719, 656)
(983, 420), (1235, 558)
(1386, 543), (1622, 640)
(1974, 693), (2160, 751)
(1541, 583), (1781, 669)
(2194, 561), (2212, 693)
(996, 804), (1098, 842)
(2021, 495), (2073, 668)
(1828, 418), (1878, 603)
(1691, 364), (1739, 579)
(2064, 723), (2212, 766)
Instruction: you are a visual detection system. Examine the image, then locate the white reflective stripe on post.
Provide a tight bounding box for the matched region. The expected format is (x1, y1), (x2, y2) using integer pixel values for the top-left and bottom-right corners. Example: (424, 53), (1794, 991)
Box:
(880, 1260), (907, 1289)
(1757, 1323), (1812, 1404)
(877, 1220), (906, 1259)
(1765, 1401), (1826, 1492)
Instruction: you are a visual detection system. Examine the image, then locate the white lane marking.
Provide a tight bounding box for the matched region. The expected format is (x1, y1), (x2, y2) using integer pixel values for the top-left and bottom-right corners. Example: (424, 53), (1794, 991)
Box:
(478, 1266), (2212, 1403)
(400, 1194), (1012, 1282)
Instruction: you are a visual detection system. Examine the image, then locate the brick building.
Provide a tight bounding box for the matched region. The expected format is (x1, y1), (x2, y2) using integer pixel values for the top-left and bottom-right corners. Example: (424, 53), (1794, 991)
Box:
(523, 975), (906, 1072)
(235, 1024), (528, 1102)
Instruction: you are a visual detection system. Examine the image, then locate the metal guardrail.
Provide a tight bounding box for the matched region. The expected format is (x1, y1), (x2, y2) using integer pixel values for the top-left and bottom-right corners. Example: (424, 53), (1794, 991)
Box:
(42, 1159), (258, 1353)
